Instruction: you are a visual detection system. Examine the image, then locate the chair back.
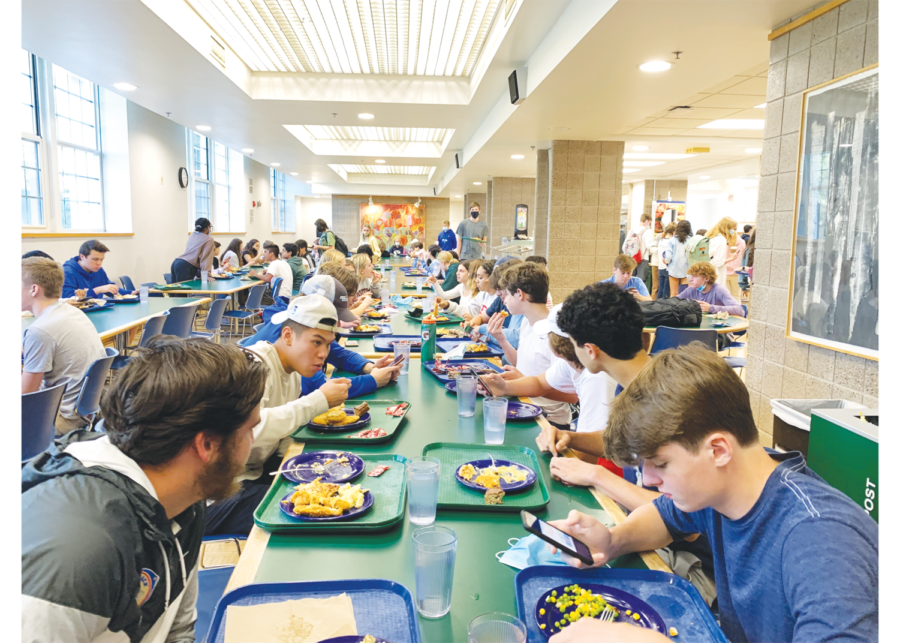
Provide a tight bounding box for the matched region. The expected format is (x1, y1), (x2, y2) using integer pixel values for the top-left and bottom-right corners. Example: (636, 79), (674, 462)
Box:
(161, 303), (200, 338)
(245, 284), (267, 311)
(204, 298), (229, 332)
(140, 313), (170, 347)
(164, 272), (173, 284)
(22, 382), (67, 461)
(74, 347), (118, 421)
(270, 277), (283, 299)
(650, 326), (717, 355)
(120, 275), (136, 291)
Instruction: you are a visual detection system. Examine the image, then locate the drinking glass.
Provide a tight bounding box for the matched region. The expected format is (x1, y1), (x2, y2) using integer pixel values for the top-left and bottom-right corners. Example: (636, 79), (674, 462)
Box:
(406, 456), (440, 526)
(396, 342), (411, 375)
(424, 293), (435, 310)
(389, 269), (396, 290)
(416, 277), (424, 293)
(412, 525), (457, 618)
(468, 613), (527, 643)
(483, 397), (508, 445)
(139, 285), (149, 303)
(200, 270), (209, 284)
(456, 374), (477, 418)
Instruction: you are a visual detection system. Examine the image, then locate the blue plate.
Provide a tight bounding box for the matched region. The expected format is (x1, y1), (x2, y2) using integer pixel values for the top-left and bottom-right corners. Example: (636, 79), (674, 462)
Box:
(535, 583), (666, 638)
(423, 359), (503, 383)
(373, 335), (422, 352)
(455, 459), (536, 493)
(279, 489), (374, 522)
(444, 380), (489, 397)
(78, 301), (116, 313)
(507, 401), (543, 421)
(103, 294), (139, 304)
(436, 339), (503, 358)
(281, 451), (365, 484)
(307, 412), (372, 433)
(320, 638), (392, 643)
(347, 324), (393, 337)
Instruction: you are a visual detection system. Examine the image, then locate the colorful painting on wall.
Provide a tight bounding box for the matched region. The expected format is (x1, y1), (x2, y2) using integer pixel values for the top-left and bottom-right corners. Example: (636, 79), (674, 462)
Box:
(359, 203), (425, 252)
(652, 201), (686, 233)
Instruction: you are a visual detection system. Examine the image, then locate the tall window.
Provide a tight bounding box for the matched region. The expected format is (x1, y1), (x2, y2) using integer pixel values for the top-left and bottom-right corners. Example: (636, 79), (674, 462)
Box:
(21, 51), (43, 226)
(271, 168), (287, 231)
(214, 142), (229, 228)
(191, 131), (210, 220)
(53, 64), (103, 230)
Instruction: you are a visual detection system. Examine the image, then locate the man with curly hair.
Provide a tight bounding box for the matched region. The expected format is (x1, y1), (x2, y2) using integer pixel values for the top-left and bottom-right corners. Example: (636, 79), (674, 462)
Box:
(676, 261), (745, 316)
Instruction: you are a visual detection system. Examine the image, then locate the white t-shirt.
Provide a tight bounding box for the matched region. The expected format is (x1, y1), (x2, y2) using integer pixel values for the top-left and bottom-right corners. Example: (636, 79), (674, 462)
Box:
(544, 360), (618, 433)
(516, 319), (572, 425)
(708, 235), (730, 284)
(265, 259), (294, 298)
(469, 291), (498, 317)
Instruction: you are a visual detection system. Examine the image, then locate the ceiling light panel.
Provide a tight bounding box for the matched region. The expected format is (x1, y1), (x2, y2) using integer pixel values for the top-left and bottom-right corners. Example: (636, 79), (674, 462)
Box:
(185, 0), (501, 77)
(285, 124), (455, 158)
(340, 164), (434, 175)
(301, 126), (451, 142)
(328, 163), (437, 185)
(698, 119), (765, 130)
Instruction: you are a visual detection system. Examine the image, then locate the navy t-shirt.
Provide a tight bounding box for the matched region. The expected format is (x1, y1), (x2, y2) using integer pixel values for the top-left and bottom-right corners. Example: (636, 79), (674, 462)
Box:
(654, 451), (878, 643)
(484, 296), (511, 328)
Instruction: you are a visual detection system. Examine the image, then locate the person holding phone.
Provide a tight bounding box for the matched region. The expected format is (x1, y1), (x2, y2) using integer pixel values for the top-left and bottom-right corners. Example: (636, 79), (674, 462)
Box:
(598, 255), (651, 301)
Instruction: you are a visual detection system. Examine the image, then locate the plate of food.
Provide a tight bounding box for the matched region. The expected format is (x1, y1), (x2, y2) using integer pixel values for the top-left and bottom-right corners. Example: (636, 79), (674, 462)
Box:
(364, 310), (388, 320)
(348, 324), (392, 336)
(308, 403), (373, 433)
(436, 339), (502, 358)
(402, 269), (428, 276)
(279, 479), (373, 522)
(405, 313), (462, 325)
(69, 298), (115, 312)
(320, 636), (392, 643)
(402, 281), (432, 290)
(280, 451), (365, 484)
(455, 459), (536, 493)
(104, 293), (139, 303)
(424, 359), (503, 383)
(436, 327), (468, 339)
(534, 583), (666, 638)
(373, 335), (422, 352)
(506, 401), (543, 420)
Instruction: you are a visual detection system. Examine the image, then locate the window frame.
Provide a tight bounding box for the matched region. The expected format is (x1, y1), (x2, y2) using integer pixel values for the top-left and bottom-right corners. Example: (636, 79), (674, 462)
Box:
(188, 130), (211, 228)
(21, 51), (46, 229)
(270, 168), (290, 233)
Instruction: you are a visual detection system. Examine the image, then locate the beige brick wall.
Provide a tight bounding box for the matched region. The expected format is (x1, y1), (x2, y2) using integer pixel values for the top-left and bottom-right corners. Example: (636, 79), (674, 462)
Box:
(534, 149), (550, 257)
(488, 177), (536, 252)
(641, 180), (688, 215)
(746, 0), (878, 448)
(547, 140), (624, 302)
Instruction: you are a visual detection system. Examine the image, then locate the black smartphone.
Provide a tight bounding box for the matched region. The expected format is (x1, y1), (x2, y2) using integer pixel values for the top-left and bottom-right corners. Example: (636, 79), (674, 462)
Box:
(521, 510), (594, 566)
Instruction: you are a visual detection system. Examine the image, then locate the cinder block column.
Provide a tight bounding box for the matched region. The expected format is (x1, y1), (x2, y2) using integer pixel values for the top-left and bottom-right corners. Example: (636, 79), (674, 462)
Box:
(534, 149), (550, 257)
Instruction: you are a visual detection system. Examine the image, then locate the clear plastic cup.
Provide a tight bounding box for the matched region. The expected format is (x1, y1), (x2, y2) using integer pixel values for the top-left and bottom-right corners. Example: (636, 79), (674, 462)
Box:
(416, 277), (424, 293)
(412, 525), (457, 618)
(468, 613), (527, 643)
(139, 286), (149, 303)
(396, 342), (411, 375)
(456, 374), (477, 418)
(424, 293), (435, 310)
(406, 456), (440, 526)
(483, 397), (508, 445)
(201, 270), (208, 284)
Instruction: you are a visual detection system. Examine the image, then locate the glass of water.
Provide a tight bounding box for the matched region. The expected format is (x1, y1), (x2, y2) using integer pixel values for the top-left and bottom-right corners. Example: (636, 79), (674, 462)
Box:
(416, 277), (424, 293)
(139, 285), (149, 303)
(396, 342), (411, 375)
(406, 456), (440, 526)
(456, 374), (477, 418)
(200, 270), (209, 284)
(412, 525), (457, 619)
(468, 613), (527, 643)
(483, 397), (508, 445)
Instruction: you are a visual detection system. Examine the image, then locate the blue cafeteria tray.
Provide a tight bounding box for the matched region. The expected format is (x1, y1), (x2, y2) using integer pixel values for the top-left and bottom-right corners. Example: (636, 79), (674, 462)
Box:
(436, 339), (503, 358)
(373, 334), (422, 352)
(206, 579), (422, 643)
(515, 566), (727, 643)
(422, 359), (504, 383)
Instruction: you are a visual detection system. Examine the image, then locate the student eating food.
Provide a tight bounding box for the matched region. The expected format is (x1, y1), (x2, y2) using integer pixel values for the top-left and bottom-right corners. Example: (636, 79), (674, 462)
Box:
(599, 254), (651, 301)
(249, 243), (294, 300)
(62, 239), (126, 298)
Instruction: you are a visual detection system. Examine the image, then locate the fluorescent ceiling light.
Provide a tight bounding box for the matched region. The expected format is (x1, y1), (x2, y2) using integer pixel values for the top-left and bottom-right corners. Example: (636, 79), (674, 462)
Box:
(195, 125), (211, 132)
(639, 60), (672, 72)
(184, 0), (500, 77)
(285, 125), (455, 158)
(358, 113), (375, 120)
(241, 148), (254, 154)
(375, 159), (386, 164)
(328, 163), (437, 185)
(290, 172), (298, 176)
(624, 153), (694, 160)
(623, 161), (665, 168)
(622, 168), (641, 174)
(455, 195), (462, 198)
(755, 103), (767, 109)
(473, 182), (482, 185)
(511, 154), (525, 160)
(339, 164), (434, 175)
(699, 175), (712, 180)
(271, 162), (281, 167)
(113, 82), (137, 91)
(745, 148), (762, 154)
(699, 119), (765, 130)
(631, 145), (650, 152)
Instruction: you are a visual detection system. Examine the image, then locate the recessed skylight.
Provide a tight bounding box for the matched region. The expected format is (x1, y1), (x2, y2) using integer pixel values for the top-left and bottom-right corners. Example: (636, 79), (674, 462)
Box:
(113, 82), (137, 91)
(699, 119), (765, 130)
(285, 125), (455, 158)
(639, 61), (672, 72)
(328, 163), (437, 185)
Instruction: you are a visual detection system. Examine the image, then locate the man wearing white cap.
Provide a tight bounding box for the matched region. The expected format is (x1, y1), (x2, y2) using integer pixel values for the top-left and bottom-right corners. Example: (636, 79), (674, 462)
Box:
(205, 294), (352, 535)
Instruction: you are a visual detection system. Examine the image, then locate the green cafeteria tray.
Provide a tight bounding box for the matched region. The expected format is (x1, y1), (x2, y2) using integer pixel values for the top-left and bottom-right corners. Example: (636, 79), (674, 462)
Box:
(421, 442), (550, 513)
(404, 313), (464, 325)
(291, 400), (411, 445)
(253, 454), (408, 533)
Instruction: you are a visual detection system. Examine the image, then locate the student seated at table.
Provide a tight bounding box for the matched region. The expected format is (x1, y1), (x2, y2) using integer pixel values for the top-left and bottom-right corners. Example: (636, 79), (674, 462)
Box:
(23, 250), (53, 260)
(355, 243), (375, 260)
(62, 239), (126, 298)
(295, 238), (317, 272)
(242, 238), (263, 266)
(676, 260), (745, 316)
(598, 254), (651, 301)
(318, 262), (373, 317)
(22, 257), (107, 435)
(212, 240), (222, 270)
(250, 243), (293, 300)
(470, 257), (524, 354)
(429, 251), (460, 290)
(544, 343), (878, 643)
(351, 252), (382, 297)
(221, 237), (243, 270)
(22, 337), (267, 642)
(429, 259), (475, 307)
(525, 256), (554, 308)
(314, 248), (349, 276)
(388, 238), (406, 257)
(282, 242), (308, 295)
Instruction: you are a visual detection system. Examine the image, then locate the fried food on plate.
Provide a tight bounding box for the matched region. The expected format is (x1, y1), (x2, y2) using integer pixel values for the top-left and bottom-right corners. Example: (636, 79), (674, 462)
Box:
(285, 477), (368, 517)
(312, 406), (361, 426)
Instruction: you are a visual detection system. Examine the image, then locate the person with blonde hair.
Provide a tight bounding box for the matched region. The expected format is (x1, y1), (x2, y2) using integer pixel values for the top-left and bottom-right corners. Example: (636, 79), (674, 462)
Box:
(316, 248), (348, 275)
(706, 216), (739, 284)
(351, 252), (381, 296)
(427, 250), (460, 291)
(676, 261), (744, 317)
(432, 259), (479, 317)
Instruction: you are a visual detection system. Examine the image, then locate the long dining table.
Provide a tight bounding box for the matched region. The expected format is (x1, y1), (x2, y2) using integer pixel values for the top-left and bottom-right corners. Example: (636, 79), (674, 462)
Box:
(225, 301), (671, 642)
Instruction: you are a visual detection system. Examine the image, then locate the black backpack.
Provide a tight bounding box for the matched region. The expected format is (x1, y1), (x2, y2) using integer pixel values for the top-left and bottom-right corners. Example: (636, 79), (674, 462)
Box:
(639, 298), (703, 328)
(333, 234), (349, 256)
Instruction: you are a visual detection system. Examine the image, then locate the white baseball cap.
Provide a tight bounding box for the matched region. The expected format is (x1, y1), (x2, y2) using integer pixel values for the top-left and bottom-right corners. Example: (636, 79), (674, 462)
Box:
(301, 275), (357, 323)
(270, 294), (344, 333)
(533, 303), (568, 338)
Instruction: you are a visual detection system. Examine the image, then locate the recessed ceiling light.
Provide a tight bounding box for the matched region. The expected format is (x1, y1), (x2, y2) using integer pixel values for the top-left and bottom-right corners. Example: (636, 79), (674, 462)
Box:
(699, 119), (765, 130)
(241, 148), (254, 154)
(113, 82), (137, 91)
(744, 148), (762, 154)
(290, 172), (298, 176)
(632, 145), (650, 152)
(755, 103), (767, 109)
(511, 154), (525, 160)
(306, 180), (314, 184)
(622, 168), (641, 173)
(473, 181), (482, 185)
(358, 113), (375, 120)
(454, 195), (462, 198)
(839, 143), (853, 148)
(196, 125), (211, 132)
(639, 61), (673, 72)
(699, 175), (712, 180)
(549, 127), (570, 131)
(271, 162), (281, 167)
(375, 159), (386, 164)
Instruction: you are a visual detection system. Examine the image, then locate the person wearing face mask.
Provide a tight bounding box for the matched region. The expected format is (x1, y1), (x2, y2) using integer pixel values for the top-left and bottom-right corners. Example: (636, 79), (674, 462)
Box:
(705, 216), (739, 285)
(456, 202), (488, 260)
(437, 219), (456, 252)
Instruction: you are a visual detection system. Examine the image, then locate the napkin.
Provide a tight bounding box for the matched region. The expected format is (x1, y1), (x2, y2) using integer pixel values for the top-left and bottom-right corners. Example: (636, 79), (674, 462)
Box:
(442, 343), (468, 360)
(223, 593), (357, 643)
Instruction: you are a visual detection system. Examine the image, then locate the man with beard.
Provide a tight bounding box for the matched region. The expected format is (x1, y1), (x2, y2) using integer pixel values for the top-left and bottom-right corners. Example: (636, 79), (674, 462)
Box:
(22, 337), (267, 643)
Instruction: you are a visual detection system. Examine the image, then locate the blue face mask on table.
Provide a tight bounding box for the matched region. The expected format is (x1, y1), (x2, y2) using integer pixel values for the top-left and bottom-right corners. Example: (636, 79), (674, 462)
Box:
(495, 535), (568, 570)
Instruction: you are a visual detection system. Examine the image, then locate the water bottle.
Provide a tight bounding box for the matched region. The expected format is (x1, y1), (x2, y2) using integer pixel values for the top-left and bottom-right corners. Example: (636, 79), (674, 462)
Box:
(421, 318), (437, 362)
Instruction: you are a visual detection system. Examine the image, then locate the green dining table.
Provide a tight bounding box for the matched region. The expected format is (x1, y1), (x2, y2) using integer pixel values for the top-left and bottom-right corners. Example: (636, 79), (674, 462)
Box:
(226, 302), (671, 642)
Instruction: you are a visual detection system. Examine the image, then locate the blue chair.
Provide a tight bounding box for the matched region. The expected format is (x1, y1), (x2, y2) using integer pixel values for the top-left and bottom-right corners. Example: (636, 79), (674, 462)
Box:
(119, 275), (136, 291)
(161, 303), (200, 338)
(164, 273), (173, 284)
(270, 277), (283, 300)
(223, 284), (266, 336)
(650, 326), (717, 355)
(74, 348), (118, 427)
(195, 536), (247, 643)
(192, 298), (229, 343)
(22, 382), (67, 461)
(111, 313), (169, 371)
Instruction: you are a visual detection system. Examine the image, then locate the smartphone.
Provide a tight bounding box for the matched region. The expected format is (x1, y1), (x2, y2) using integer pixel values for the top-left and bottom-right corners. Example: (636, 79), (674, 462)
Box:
(521, 510), (594, 566)
(390, 353), (406, 367)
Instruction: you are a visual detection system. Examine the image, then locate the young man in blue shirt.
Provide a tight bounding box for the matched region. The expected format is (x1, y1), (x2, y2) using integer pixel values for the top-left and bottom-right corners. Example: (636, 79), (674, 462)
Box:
(599, 254), (651, 301)
(62, 239), (128, 298)
(437, 219), (456, 252)
(545, 344), (878, 643)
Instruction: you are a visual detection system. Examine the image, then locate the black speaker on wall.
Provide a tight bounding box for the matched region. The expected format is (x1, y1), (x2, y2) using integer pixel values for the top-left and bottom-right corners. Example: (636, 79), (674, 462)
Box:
(455, 153), (460, 169)
(433, 187), (437, 196)
(508, 67), (526, 105)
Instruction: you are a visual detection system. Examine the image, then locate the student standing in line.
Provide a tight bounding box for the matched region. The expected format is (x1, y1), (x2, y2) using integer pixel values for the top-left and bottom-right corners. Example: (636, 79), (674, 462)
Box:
(222, 237), (242, 270)
(282, 242), (308, 295)
(62, 239), (123, 298)
(171, 217), (218, 282)
(250, 243), (293, 300)
(543, 344), (877, 643)
(242, 238), (263, 266)
(707, 216), (739, 285)
(599, 254), (651, 301)
(22, 258), (107, 435)
(667, 220), (692, 297)
(725, 232), (747, 298)
(623, 212), (653, 285)
(22, 337), (268, 642)
(656, 223), (676, 299)
(438, 219), (457, 252)
(456, 203), (488, 260)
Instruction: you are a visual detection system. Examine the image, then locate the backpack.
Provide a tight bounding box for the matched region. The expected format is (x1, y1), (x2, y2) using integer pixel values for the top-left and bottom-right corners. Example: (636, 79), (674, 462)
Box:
(685, 234), (710, 265)
(622, 231), (642, 264)
(639, 298), (703, 328)
(332, 234), (349, 256)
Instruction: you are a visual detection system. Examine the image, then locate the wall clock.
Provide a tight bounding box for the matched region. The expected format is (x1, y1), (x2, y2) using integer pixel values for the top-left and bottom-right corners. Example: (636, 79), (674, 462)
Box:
(178, 167), (189, 188)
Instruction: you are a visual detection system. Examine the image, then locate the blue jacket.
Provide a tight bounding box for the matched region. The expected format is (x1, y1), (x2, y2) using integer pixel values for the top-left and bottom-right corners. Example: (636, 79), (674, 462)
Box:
(438, 229), (457, 251)
(62, 256), (118, 298)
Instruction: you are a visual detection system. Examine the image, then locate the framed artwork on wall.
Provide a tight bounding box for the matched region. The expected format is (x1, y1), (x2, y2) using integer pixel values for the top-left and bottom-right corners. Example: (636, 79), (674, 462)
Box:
(787, 65), (878, 360)
(359, 203), (425, 253)
(651, 200), (686, 233)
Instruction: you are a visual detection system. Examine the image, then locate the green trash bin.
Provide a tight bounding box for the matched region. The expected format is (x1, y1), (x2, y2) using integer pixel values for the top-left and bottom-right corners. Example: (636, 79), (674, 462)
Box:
(769, 399), (865, 457)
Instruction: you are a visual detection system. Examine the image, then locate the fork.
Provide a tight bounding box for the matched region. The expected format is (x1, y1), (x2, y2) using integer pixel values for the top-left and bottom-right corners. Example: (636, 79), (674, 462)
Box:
(486, 453), (497, 469)
(599, 605), (617, 622)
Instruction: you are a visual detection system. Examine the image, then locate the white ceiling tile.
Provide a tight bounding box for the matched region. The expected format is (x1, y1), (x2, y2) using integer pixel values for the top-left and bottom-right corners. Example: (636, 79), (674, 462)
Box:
(665, 107), (743, 119)
(719, 76), (769, 95)
(689, 94), (764, 109)
(700, 76), (751, 94)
